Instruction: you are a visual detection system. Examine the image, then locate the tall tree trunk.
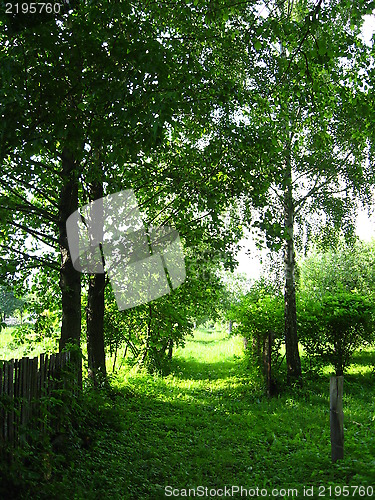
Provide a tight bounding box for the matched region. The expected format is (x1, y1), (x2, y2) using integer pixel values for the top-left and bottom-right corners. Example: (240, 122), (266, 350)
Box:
(263, 330), (273, 397)
(167, 338), (173, 359)
(284, 156), (302, 386)
(58, 148), (82, 384)
(86, 273), (106, 383)
(86, 180), (107, 384)
(141, 303), (153, 367)
(59, 148), (81, 349)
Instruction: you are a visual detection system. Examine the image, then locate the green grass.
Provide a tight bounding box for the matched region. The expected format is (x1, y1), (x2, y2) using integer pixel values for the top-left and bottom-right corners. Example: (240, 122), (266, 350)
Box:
(2, 328), (375, 499)
(0, 327), (15, 352)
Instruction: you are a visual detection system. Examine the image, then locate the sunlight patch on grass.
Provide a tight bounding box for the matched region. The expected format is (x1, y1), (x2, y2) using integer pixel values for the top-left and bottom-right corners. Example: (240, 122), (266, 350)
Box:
(2, 324), (374, 498)
(174, 328), (245, 365)
(0, 326), (60, 361)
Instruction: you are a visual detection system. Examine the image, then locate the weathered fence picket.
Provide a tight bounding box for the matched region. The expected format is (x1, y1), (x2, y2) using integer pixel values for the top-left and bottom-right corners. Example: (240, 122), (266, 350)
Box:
(0, 352), (71, 447)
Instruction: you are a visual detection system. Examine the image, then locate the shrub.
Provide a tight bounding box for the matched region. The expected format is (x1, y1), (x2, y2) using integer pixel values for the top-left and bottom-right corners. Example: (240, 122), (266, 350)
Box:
(298, 291), (375, 375)
(232, 283), (284, 393)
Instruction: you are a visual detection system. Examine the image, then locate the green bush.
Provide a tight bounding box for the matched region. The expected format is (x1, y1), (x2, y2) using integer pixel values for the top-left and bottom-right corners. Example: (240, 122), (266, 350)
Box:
(232, 282), (284, 391)
(298, 291), (375, 375)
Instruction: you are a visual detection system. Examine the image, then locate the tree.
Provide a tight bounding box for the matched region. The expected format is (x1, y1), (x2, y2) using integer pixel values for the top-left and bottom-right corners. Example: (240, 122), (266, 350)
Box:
(0, 287), (24, 324)
(299, 239), (375, 299)
(231, 279), (284, 395)
(103, 237), (228, 372)
(298, 291), (375, 375)
(236, 0), (375, 384)
(1, 0), (269, 381)
(298, 239), (375, 373)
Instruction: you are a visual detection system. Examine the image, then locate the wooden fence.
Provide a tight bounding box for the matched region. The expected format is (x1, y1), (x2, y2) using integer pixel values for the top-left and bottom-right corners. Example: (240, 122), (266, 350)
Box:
(0, 352), (72, 447)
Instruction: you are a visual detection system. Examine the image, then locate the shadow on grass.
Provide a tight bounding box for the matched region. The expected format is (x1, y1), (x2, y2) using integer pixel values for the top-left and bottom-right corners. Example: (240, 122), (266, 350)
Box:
(187, 338), (222, 345)
(92, 367), (373, 498)
(112, 345), (374, 498)
(16, 346), (375, 499)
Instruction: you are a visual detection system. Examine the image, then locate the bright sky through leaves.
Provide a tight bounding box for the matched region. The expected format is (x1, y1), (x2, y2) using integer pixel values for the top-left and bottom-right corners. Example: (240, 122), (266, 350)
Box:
(236, 14), (375, 280)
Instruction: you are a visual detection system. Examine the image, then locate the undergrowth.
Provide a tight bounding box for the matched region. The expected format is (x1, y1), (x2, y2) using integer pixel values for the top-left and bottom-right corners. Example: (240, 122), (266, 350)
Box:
(0, 328), (374, 499)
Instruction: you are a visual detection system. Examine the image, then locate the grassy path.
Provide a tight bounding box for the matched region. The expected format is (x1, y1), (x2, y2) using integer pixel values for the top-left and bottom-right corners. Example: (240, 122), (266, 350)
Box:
(29, 328), (374, 499)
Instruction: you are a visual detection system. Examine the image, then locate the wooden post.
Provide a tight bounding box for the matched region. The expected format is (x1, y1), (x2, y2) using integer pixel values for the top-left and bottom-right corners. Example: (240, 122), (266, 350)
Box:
(8, 361), (14, 446)
(330, 375), (344, 463)
(0, 361), (3, 444)
(267, 331), (272, 397)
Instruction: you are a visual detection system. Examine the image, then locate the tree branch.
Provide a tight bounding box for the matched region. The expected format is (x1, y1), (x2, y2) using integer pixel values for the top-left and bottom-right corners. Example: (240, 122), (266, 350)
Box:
(281, 0), (323, 82)
(10, 221), (58, 249)
(0, 244), (59, 271)
(3, 170), (59, 209)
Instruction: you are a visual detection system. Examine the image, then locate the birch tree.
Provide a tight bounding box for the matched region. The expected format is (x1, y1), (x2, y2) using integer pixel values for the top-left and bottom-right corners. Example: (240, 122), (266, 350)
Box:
(240, 0), (374, 384)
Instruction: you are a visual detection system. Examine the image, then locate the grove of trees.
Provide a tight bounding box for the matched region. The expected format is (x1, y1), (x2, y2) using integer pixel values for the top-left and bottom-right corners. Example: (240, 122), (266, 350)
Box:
(1, 0), (374, 387)
(1, 2), (375, 496)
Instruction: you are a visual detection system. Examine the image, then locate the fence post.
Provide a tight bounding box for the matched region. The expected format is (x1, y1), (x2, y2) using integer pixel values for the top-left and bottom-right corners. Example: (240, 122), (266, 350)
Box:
(0, 361), (3, 445)
(330, 375), (344, 463)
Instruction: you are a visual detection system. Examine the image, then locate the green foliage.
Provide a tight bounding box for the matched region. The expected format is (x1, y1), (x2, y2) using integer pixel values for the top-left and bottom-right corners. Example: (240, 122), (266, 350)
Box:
(231, 280), (284, 388)
(0, 325), (58, 360)
(0, 286), (25, 324)
(233, 290), (284, 345)
(298, 292), (375, 375)
(34, 310), (59, 341)
(1, 329), (374, 498)
(9, 324), (37, 353)
(6, 320), (57, 356)
(299, 240), (375, 298)
(221, 271), (252, 321)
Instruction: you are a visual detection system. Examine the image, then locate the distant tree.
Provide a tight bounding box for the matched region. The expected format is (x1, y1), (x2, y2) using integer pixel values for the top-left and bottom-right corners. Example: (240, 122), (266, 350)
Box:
(103, 242), (227, 372)
(0, 286), (24, 324)
(299, 239), (375, 299)
(298, 240), (375, 373)
(221, 272), (253, 333)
